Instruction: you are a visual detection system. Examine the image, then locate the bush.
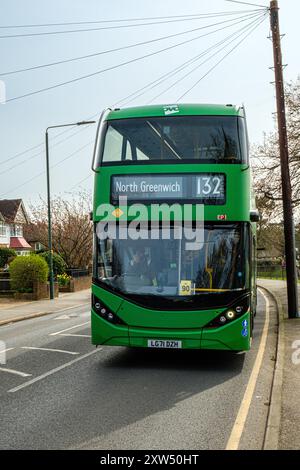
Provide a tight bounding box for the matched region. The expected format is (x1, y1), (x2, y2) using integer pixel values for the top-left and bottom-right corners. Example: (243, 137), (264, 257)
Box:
(38, 251), (67, 276)
(57, 273), (71, 287)
(9, 254), (49, 292)
(0, 248), (17, 268)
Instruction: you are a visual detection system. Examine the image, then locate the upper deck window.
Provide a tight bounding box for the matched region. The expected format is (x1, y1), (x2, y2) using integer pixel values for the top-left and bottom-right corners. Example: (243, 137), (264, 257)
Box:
(99, 115), (248, 166)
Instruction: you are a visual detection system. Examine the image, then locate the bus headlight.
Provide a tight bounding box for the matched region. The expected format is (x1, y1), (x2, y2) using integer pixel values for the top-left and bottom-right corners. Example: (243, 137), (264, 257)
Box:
(226, 310), (236, 320)
(92, 294), (126, 325)
(205, 296), (250, 328)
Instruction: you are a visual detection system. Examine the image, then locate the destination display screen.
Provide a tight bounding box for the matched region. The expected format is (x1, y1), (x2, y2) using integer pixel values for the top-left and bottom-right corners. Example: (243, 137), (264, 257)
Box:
(111, 174), (226, 204)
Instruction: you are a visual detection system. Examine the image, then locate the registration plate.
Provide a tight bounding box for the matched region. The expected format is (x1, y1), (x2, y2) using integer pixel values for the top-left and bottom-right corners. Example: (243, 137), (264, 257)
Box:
(147, 339), (182, 349)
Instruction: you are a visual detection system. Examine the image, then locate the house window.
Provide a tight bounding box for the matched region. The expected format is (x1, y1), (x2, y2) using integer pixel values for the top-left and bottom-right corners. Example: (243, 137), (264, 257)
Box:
(10, 224), (23, 237)
(16, 251), (29, 256)
(0, 222), (7, 237)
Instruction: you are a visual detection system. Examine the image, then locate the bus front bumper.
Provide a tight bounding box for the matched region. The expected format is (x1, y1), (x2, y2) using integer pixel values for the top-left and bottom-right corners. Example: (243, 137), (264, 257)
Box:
(91, 310), (251, 351)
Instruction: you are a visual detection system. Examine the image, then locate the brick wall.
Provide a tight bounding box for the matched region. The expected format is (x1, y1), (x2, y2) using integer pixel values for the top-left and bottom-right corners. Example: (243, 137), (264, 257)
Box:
(69, 276), (91, 292)
(14, 281), (59, 300)
(34, 281), (59, 299)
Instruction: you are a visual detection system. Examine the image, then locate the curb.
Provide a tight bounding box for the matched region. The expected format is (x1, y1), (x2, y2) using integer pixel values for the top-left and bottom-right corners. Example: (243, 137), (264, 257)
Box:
(0, 310), (55, 326)
(258, 284), (285, 450)
(0, 303), (89, 327)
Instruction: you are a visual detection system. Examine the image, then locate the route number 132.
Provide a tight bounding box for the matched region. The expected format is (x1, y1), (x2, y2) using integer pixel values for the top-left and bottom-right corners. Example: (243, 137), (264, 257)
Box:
(197, 175), (223, 197)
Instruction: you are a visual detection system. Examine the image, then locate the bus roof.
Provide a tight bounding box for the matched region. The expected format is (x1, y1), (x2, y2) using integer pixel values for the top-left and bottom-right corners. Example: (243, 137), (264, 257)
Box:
(106, 103), (244, 121)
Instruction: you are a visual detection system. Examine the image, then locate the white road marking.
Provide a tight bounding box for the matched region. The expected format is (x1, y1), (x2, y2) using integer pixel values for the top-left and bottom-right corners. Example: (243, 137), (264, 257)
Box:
(21, 347), (79, 355)
(55, 314), (73, 320)
(0, 367), (32, 378)
(225, 288), (270, 450)
(54, 304), (89, 314)
(59, 334), (91, 338)
(8, 349), (101, 393)
(49, 321), (90, 336)
(0, 347), (15, 354)
(55, 311), (89, 320)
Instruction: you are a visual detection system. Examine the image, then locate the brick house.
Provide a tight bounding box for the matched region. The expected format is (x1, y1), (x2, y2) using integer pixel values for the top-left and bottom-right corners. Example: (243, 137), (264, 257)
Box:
(0, 199), (32, 255)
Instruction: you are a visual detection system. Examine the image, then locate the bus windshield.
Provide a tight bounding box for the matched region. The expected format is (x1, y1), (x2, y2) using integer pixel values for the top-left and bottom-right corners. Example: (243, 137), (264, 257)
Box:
(100, 116), (247, 165)
(95, 224), (249, 301)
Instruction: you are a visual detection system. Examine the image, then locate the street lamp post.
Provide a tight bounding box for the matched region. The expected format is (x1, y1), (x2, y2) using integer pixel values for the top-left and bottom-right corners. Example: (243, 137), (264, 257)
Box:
(45, 120), (96, 299)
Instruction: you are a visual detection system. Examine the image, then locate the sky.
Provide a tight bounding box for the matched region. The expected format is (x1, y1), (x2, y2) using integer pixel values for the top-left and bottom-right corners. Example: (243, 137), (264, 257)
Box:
(0, 0), (299, 206)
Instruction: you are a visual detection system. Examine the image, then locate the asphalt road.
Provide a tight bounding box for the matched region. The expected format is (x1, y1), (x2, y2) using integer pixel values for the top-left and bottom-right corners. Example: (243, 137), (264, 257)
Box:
(0, 289), (277, 450)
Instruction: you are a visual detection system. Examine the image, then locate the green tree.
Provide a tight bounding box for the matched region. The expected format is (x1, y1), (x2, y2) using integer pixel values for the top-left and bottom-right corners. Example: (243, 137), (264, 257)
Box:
(0, 248), (17, 268)
(39, 251), (67, 276)
(9, 254), (49, 293)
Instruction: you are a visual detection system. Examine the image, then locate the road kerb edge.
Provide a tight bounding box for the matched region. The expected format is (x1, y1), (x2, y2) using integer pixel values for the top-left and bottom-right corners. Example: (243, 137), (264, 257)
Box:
(258, 283), (285, 450)
(0, 302), (89, 326)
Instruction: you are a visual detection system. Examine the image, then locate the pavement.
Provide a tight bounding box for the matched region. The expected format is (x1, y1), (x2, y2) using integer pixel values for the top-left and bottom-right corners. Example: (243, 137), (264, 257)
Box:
(257, 279), (300, 450)
(0, 289), (90, 325)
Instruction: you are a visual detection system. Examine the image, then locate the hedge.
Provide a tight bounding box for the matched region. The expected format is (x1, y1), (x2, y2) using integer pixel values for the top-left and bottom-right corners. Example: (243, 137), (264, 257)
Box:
(9, 254), (49, 293)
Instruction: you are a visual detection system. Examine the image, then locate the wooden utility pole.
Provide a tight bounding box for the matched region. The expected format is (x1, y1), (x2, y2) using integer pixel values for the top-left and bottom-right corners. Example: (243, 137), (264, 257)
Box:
(270, 0), (299, 318)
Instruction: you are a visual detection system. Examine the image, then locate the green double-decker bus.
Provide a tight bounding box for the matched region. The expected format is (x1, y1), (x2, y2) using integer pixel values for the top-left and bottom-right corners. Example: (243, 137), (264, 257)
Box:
(91, 103), (258, 352)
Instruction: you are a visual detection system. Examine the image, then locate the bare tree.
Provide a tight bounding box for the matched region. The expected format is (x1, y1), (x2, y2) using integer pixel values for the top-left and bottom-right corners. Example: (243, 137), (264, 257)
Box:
(252, 78), (300, 221)
(24, 191), (93, 269)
